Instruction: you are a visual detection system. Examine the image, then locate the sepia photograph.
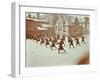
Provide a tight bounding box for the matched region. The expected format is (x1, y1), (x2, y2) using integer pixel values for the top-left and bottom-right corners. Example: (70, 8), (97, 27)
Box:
(25, 12), (90, 67)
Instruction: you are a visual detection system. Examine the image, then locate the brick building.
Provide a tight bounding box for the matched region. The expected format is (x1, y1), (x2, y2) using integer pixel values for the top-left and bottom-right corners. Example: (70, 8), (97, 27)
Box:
(68, 17), (83, 37)
(26, 18), (54, 39)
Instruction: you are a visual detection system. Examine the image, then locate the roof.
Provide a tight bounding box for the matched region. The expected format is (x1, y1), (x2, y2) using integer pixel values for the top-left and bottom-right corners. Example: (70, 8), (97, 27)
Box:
(37, 27), (48, 30)
(26, 18), (48, 23)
